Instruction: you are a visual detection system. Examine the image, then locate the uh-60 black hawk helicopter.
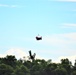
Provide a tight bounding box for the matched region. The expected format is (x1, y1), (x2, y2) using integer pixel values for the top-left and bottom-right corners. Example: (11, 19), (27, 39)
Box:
(35, 34), (42, 41)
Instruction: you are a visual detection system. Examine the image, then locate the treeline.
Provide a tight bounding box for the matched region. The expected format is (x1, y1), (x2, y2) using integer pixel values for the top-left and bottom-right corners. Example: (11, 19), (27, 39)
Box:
(0, 55), (76, 75)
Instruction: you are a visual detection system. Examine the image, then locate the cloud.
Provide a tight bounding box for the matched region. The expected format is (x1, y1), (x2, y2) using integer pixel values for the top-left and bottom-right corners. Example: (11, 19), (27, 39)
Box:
(11, 5), (18, 8)
(56, 0), (76, 2)
(61, 23), (76, 28)
(41, 32), (76, 47)
(49, 0), (76, 2)
(62, 33), (76, 41)
(34, 48), (76, 65)
(0, 48), (44, 61)
(0, 32), (76, 64)
(0, 4), (9, 7)
(0, 48), (28, 59)
(0, 48), (75, 65)
(56, 55), (76, 65)
(34, 32), (76, 64)
(0, 46), (76, 65)
(0, 4), (21, 8)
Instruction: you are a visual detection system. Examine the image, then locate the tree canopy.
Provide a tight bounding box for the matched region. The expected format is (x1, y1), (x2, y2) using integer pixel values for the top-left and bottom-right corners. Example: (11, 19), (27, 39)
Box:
(0, 55), (76, 75)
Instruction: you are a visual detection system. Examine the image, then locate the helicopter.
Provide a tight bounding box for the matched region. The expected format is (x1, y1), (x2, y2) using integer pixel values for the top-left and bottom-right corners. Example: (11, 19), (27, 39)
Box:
(36, 34), (42, 41)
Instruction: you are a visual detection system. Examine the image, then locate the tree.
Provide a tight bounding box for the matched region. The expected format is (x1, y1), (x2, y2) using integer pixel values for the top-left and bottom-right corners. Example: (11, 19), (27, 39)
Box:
(14, 65), (30, 75)
(55, 67), (67, 75)
(61, 58), (72, 75)
(73, 59), (76, 71)
(0, 55), (17, 67)
(23, 60), (31, 69)
(0, 63), (14, 75)
(45, 63), (57, 75)
(71, 71), (76, 75)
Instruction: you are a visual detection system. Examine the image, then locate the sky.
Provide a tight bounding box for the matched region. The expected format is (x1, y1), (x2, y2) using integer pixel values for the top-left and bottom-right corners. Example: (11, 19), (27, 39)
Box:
(0, 0), (76, 65)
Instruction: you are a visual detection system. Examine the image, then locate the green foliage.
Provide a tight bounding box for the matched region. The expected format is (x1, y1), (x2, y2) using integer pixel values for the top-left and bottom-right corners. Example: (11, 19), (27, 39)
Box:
(0, 55), (76, 75)
(55, 67), (67, 75)
(60, 58), (72, 75)
(14, 65), (30, 75)
(0, 55), (17, 67)
(71, 71), (76, 75)
(0, 63), (13, 75)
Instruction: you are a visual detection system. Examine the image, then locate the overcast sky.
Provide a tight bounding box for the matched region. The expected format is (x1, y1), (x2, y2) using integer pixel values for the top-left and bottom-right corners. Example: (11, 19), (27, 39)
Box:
(0, 0), (76, 65)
